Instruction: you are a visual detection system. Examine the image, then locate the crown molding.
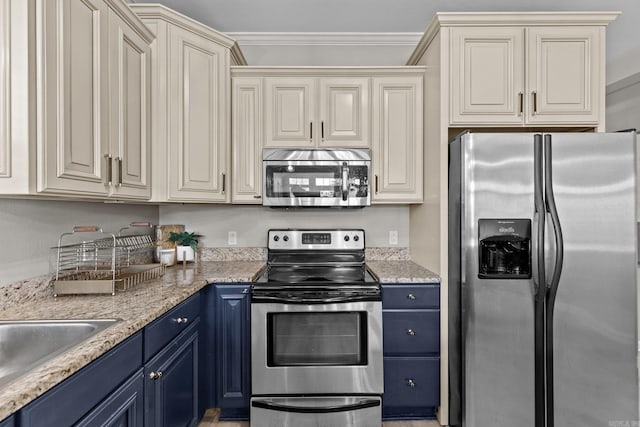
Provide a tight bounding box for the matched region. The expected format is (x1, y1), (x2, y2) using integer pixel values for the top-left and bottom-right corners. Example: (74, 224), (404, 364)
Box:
(226, 32), (423, 47)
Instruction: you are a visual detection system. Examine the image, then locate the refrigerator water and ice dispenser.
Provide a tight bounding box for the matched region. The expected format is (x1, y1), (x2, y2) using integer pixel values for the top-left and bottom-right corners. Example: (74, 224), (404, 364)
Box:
(478, 219), (531, 279)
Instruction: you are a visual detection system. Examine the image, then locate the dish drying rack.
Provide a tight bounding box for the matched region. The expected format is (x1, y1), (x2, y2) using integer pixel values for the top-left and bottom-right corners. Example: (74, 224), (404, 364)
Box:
(52, 226), (165, 296)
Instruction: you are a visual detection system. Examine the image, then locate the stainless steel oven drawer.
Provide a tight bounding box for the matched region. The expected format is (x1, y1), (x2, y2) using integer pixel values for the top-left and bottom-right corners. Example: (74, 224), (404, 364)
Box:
(250, 396), (381, 427)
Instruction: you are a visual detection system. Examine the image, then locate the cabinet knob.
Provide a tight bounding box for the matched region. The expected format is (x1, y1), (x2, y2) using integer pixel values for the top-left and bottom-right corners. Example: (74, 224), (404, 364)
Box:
(149, 371), (163, 380)
(407, 379), (416, 388)
(253, 195), (262, 199)
(406, 329), (416, 336)
(242, 288), (250, 294)
(407, 293), (416, 300)
(173, 317), (188, 324)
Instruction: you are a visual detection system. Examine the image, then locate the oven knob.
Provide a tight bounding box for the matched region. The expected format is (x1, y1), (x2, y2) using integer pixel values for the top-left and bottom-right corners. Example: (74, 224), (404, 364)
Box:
(353, 235), (360, 242)
(273, 235), (279, 242)
(283, 235), (289, 242)
(344, 235), (350, 242)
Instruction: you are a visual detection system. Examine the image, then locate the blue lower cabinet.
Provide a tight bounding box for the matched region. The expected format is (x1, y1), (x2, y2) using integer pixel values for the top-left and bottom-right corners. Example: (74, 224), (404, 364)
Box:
(0, 415), (14, 427)
(76, 369), (145, 427)
(381, 283), (440, 421)
(19, 333), (143, 427)
(214, 284), (251, 420)
(383, 357), (440, 419)
(145, 319), (199, 427)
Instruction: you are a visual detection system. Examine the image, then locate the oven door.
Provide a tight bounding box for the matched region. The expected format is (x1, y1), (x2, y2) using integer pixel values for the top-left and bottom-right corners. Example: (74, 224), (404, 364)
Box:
(262, 160), (370, 207)
(251, 300), (383, 395)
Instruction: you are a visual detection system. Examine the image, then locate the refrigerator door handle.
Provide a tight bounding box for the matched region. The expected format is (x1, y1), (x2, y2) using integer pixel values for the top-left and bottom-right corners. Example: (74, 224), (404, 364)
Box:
(533, 134), (546, 427)
(544, 135), (564, 294)
(543, 134), (564, 427)
(533, 134), (546, 294)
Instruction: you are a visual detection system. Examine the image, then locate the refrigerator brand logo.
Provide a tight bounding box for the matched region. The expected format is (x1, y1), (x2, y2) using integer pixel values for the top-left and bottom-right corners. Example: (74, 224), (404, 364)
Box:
(499, 226), (515, 233)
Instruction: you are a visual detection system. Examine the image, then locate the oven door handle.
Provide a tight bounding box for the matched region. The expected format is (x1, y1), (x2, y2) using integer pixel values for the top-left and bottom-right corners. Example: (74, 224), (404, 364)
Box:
(251, 398), (380, 414)
(251, 294), (380, 304)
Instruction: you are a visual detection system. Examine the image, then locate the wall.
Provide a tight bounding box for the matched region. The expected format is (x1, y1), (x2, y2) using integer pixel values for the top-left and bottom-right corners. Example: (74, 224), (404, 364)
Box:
(159, 204), (409, 248)
(0, 199), (158, 285)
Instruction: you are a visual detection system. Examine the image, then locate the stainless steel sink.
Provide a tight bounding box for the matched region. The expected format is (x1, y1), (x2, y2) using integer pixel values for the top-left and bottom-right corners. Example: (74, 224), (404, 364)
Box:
(0, 319), (120, 388)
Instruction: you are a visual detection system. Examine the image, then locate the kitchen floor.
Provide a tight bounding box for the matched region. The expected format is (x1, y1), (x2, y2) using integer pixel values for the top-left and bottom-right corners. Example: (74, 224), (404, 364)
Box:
(199, 409), (441, 427)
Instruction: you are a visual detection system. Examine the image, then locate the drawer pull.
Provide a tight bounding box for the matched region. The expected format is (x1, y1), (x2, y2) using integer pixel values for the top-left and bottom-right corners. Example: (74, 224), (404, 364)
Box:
(172, 317), (188, 324)
(406, 329), (416, 336)
(149, 371), (163, 380)
(407, 293), (416, 300)
(407, 379), (416, 388)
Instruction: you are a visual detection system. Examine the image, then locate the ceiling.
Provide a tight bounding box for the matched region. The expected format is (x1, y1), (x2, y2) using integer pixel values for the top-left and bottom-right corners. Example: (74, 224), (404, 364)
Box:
(128, 0), (640, 83)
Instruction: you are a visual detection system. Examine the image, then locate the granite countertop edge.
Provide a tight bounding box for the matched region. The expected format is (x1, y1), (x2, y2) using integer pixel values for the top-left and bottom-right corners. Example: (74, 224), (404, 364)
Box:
(367, 260), (441, 284)
(0, 260), (265, 421)
(0, 258), (439, 420)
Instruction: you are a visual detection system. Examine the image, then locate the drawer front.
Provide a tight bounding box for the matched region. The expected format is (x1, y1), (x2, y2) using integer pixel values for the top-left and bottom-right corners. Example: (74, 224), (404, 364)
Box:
(383, 310), (439, 356)
(144, 292), (201, 362)
(382, 284), (439, 309)
(383, 357), (439, 408)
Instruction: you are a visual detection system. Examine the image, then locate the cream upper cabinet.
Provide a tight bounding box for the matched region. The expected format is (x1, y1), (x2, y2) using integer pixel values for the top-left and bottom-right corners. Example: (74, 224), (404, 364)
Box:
(232, 67), (420, 205)
(108, 10), (151, 199)
(371, 75), (423, 204)
(318, 78), (370, 147)
(1, 0), (153, 199)
(232, 77), (263, 203)
(264, 77), (316, 148)
(263, 75), (370, 148)
(38, 0), (112, 196)
(450, 24), (604, 126)
(131, 5), (245, 203)
(526, 26), (601, 124)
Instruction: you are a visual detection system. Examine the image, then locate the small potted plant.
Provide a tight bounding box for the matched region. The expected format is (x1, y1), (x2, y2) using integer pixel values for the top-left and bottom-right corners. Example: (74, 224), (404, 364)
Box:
(167, 231), (200, 262)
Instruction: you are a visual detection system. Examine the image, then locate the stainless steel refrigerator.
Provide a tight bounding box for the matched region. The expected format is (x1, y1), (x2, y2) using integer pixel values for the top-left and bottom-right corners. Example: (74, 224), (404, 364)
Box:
(448, 131), (638, 427)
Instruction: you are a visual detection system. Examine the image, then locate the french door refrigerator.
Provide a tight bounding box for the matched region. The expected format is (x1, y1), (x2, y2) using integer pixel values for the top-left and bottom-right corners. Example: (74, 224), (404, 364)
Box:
(448, 131), (638, 427)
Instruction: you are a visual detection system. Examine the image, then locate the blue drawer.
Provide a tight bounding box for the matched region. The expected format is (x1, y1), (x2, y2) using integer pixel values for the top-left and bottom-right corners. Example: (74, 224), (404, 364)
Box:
(382, 284), (439, 309)
(383, 310), (439, 356)
(144, 292), (200, 362)
(383, 357), (440, 409)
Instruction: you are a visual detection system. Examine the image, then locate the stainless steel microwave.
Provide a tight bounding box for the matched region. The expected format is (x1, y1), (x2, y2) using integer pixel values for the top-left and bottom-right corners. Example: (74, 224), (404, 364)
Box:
(262, 149), (371, 207)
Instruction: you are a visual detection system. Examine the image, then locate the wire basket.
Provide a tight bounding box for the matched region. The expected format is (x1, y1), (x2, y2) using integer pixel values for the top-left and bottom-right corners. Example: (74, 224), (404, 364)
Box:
(52, 226), (165, 296)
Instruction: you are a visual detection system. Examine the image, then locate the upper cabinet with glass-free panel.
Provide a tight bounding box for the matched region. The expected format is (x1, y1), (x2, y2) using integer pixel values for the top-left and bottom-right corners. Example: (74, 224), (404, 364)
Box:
(262, 73), (370, 149)
(0, 0), (153, 199)
(232, 67), (424, 205)
(444, 12), (617, 128)
(131, 4), (247, 203)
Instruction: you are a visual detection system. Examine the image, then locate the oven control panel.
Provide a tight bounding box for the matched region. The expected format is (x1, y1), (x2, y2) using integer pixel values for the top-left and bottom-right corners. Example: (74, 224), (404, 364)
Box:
(268, 229), (365, 250)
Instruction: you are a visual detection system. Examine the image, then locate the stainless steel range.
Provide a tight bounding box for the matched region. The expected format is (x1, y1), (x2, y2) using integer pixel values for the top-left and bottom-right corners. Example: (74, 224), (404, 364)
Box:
(250, 229), (383, 427)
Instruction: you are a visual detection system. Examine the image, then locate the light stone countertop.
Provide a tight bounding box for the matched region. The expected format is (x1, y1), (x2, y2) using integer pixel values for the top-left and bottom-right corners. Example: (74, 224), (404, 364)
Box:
(0, 256), (438, 421)
(367, 260), (440, 283)
(0, 261), (265, 421)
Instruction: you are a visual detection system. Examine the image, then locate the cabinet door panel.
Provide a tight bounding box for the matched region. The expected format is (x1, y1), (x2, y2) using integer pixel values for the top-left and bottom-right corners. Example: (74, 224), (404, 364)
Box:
(318, 78), (370, 148)
(214, 284), (250, 418)
(450, 27), (524, 125)
(169, 30), (228, 201)
(264, 78), (315, 147)
(39, 0), (110, 195)
(145, 319), (199, 427)
(76, 369), (144, 427)
(372, 76), (423, 203)
(232, 78), (262, 203)
(109, 13), (150, 199)
(527, 26), (600, 124)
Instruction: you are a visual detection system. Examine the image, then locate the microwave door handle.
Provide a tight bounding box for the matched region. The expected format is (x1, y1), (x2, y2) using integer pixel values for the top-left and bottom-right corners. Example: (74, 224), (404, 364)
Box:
(342, 162), (349, 201)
